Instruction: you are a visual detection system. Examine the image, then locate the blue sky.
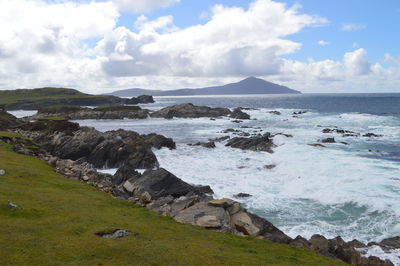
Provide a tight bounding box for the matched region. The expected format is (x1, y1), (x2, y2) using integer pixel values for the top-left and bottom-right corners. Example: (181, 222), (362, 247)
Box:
(1, 0), (399, 92)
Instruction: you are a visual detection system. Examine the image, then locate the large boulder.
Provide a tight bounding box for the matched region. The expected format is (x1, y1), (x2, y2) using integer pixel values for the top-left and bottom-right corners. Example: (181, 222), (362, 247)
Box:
(230, 108), (250, 120)
(122, 168), (204, 199)
(151, 103), (231, 119)
(125, 95), (154, 104)
(225, 133), (275, 153)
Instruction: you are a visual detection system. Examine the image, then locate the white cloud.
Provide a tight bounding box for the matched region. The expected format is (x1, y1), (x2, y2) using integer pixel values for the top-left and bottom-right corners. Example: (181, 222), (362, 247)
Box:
(344, 48), (371, 75)
(317, 40), (329, 46)
(99, 0), (325, 77)
(111, 0), (180, 13)
(341, 23), (366, 32)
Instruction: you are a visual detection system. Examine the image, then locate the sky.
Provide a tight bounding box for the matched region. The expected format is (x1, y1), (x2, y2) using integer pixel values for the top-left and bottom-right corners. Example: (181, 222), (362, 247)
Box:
(0, 0), (399, 93)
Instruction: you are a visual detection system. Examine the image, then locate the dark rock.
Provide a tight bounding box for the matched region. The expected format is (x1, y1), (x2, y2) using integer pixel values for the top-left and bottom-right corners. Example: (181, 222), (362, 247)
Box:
(363, 133), (383, 138)
(320, 137), (336, 143)
(379, 236), (400, 248)
(113, 165), (142, 185)
(269, 111), (281, 115)
(347, 239), (367, 248)
(293, 111), (308, 115)
(230, 108), (250, 120)
(209, 136), (230, 142)
(151, 103), (231, 119)
(143, 133), (176, 150)
(193, 185), (214, 195)
(231, 120), (243, 123)
(225, 133), (275, 153)
(264, 164), (276, 169)
(290, 235), (311, 249)
(137, 95), (154, 103)
(308, 143), (326, 148)
(272, 132), (293, 138)
(189, 141), (216, 148)
(123, 168), (205, 199)
(234, 193), (252, 198)
(0, 109), (19, 130)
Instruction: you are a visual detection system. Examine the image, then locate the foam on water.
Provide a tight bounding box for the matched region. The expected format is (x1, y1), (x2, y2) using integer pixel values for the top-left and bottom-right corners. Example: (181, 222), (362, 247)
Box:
(8, 110), (37, 118)
(75, 106), (400, 246)
(357, 246), (400, 265)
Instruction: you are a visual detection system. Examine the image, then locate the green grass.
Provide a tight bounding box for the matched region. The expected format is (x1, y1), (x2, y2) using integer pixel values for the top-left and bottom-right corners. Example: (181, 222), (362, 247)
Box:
(0, 131), (26, 139)
(38, 105), (84, 114)
(93, 105), (142, 112)
(0, 142), (345, 266)
(0, 87), (111, 106)
(38, 116), (67, 121)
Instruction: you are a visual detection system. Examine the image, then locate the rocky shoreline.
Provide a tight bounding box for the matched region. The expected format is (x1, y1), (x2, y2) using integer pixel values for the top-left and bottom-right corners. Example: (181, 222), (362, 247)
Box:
(0, 107), (397, 266)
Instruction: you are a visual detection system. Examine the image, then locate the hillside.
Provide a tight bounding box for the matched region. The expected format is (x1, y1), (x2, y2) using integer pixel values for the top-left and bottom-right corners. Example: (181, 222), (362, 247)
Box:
(109, 77), (301, 97)
(0, 133), (341, 265)
(0, 87), (124, 110)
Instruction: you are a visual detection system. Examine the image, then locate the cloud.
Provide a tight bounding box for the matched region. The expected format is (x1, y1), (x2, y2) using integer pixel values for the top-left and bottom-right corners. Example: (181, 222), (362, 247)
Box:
(341, 23), (366, 32)
(100, 0), (325, 77)
(111, 0), (180, 13)
(317, 40), (329, 46)
(344, 48), (371, 75)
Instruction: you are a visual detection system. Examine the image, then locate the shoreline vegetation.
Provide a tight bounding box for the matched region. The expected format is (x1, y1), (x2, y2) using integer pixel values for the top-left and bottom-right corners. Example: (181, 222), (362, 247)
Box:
(0, 89), (397, 265)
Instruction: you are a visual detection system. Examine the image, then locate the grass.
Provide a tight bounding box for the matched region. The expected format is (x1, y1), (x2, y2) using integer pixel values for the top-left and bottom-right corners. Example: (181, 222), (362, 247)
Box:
(38, 105), (84, 114)
(38, 116), (67, 121)
(0, 87), (112, 106)
(0, 141), (345, 265)
(0, 130), (26, 139)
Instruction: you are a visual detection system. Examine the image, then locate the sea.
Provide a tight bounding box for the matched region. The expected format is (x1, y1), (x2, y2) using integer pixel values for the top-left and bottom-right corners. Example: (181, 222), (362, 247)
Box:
(10, 93), (400, 263)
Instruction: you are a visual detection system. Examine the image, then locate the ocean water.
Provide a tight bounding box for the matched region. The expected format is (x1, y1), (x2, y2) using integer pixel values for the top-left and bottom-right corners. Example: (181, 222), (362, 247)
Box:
(10, 94), (400, 245)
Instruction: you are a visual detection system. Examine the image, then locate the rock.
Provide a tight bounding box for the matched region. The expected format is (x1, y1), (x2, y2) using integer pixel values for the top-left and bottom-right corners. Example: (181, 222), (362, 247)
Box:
(7, 200), (22, 209)
(96, 229), (132, 239)
(209, 136), (230, 142)
(320, 137), (336, 143)
(231, 212), (261, 236)
(196, 215), (222, 228)
(379, 236), (400, 248)
(290, 235), (311, 249)
(231, 120), (243, 123)
(347, 239), (367, 248)
(269, 111), (281, 115)
(124, 168), (205, 199)
(293, 111), (307, 115)
(272, 133), (293, 138)
(225, 133), (275, 153)
(208, 198), (235, 209)
(230, 108), (250, 120)
(143, 133), (176, 150)
(264, 164), (276, 169)
(0, 169), (5, 175)
(140, 191), (152, 204)
(308, 143), (326, 148)
(174, 202), (230, 230)
(0, 109), (19, 130)
(170, 195), (199, 212)
(113, 165), (142, 185)
(193, 185), (214, 195)
(189, 141), (216, 148)
(234, 193), (252, 198)
(363, 133), (383, 138)
(151, 103), (231, 119)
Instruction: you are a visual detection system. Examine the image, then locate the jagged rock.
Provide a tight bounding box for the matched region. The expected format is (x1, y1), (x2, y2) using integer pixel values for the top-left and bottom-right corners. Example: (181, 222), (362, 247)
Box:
(143, 133), (176, 150)
(269, 111), (281, 115)
(192, 185), (214, 195)
(96, 229), (132, 239)
(290, 236), (311, 249)
(189, 141), (216, 148)
(196, 215), (222, 228)
(123, 168), (204, 200)
(113, 165), (142, 185)
(347, 239), (367, 248)
(170, 195), (200, 212)
(7, 200), (22, 209)
(225, 133), (275, 153)
(234, 193), (252, 198)
(151, 103), (231, 119)
(308, 143), (326, 148)
(231, 212), (261, 236)
(208, 198), (235, 208)
(320, 137), (336, 143)
(264, 164), (276, 169)
(0, 109), (20, 130)
(379, 236), (400, 248)
(363, 133), (383, 138)
(293, 111), (308, 115)
(230, 108), (250, 120)
(209, 136), (230, 142)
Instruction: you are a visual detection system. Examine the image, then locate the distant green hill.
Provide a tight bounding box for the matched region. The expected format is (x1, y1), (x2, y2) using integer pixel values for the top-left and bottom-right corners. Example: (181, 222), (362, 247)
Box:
(0, 87), (124, 110)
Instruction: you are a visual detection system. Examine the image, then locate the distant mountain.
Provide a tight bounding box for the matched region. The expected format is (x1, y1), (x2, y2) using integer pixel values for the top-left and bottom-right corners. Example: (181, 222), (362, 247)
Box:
(108, 77), (301, 97)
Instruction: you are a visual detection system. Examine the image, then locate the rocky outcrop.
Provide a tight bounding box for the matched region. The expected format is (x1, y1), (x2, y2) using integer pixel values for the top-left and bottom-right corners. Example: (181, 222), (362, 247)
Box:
(36, 105), (149, 120)
(126, 95), (154, 104)
(225, 133), (275, 153)
(15, 120), (175, 169)
(230, 108), (250, 120)
(151, 103), (231, 119)
(0, 109), (19, 130)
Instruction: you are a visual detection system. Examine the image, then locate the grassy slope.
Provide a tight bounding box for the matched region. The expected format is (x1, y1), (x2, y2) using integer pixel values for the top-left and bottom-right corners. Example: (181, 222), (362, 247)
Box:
(0, 139), (345, 265)
(0, 87), (109, 106)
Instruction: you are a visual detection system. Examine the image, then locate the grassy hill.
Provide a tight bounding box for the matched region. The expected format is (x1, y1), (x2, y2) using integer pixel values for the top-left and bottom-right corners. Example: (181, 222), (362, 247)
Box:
(0, 87), (123, 110)
(0, 134), (344, 265)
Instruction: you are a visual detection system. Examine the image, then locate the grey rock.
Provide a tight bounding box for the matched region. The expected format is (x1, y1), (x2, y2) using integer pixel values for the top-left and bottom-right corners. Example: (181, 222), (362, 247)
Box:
(225, 133), (275, 153)
(151, 103), (231, 119)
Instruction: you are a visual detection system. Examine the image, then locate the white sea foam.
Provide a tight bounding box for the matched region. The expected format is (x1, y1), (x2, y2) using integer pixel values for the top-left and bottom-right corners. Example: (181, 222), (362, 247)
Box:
(357, 246), (400, 266)
(97, 168), (118, 175)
